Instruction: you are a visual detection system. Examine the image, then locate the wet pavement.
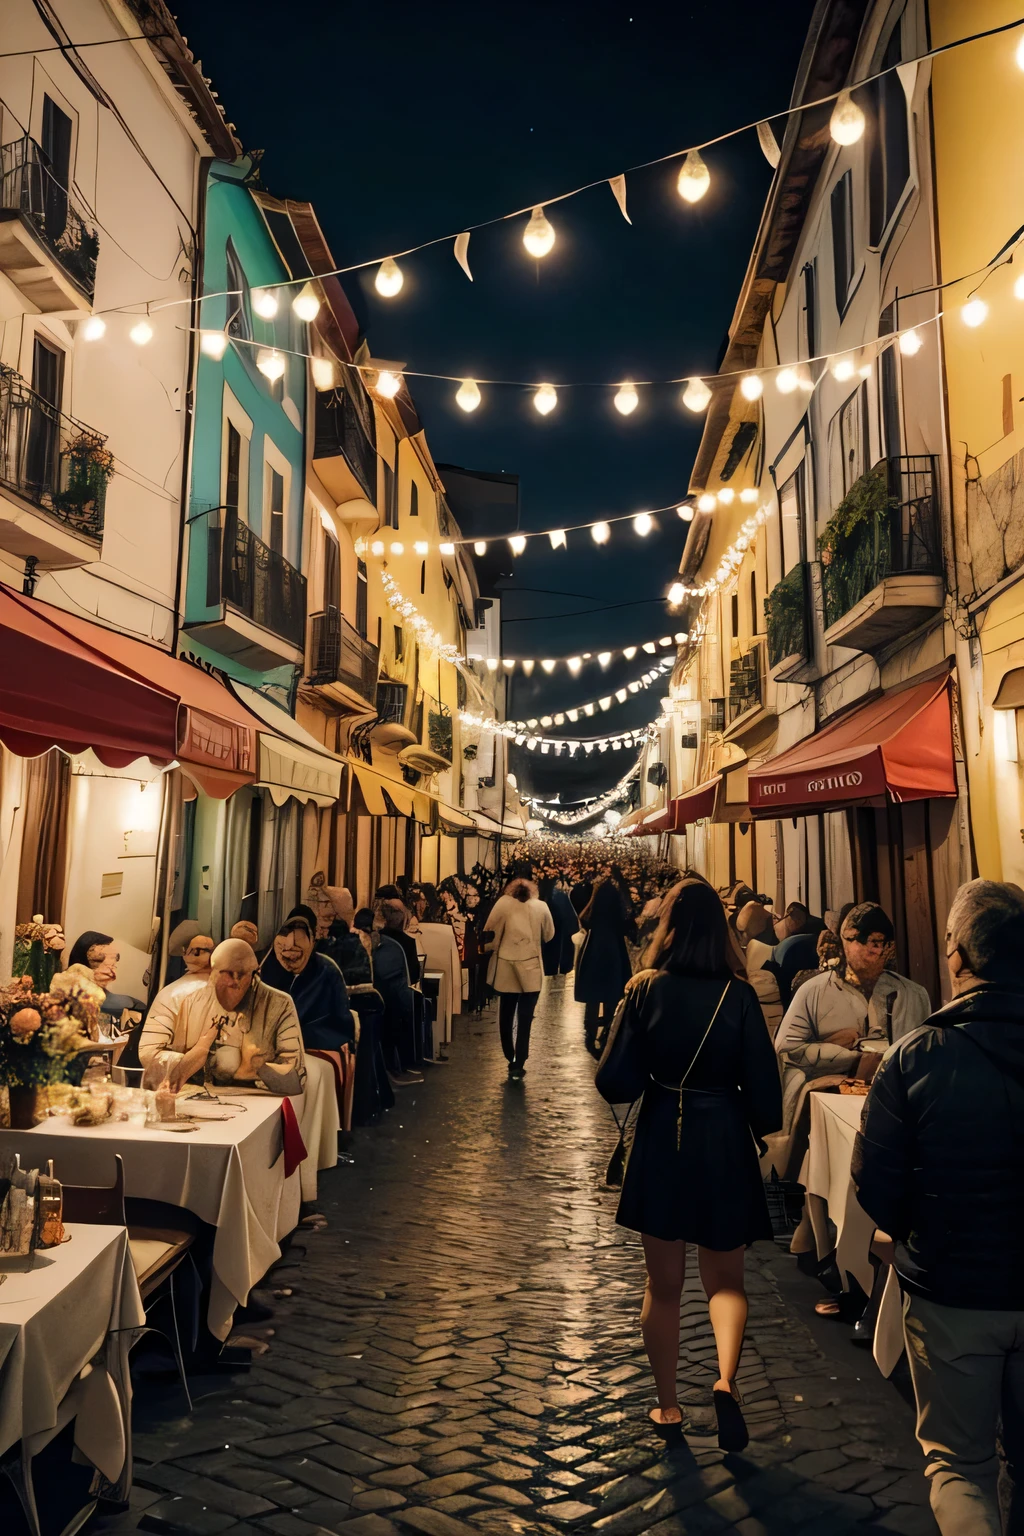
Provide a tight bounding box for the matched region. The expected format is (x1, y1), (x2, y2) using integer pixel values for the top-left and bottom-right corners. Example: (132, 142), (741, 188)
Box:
(106, 977), (934, 1535)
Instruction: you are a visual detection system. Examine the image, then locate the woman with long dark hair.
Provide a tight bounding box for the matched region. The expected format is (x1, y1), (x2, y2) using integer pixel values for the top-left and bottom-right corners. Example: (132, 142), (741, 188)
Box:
(575, 877), (633, 1056)
(598, 879), (782, 1450)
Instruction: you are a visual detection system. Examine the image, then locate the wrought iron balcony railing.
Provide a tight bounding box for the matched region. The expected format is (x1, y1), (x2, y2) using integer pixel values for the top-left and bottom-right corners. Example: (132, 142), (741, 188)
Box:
(201, 505), (306, 647)
(0, 135), (99, 299)
(0, 365), (108, 540)
(727, 644), (764, 724)
(821, 456), (941, 631)
(375, 680), (408, 725)
(766, 561), (810, 669)
(309, 606), (379, 700)
(313, 385), (377, 502)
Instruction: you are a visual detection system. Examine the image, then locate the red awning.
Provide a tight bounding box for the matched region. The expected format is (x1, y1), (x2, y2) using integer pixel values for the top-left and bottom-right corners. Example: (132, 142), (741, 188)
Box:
(0, 587), (258, 795)
(671, 775), (721, 827)
(747, 675), (956, 820)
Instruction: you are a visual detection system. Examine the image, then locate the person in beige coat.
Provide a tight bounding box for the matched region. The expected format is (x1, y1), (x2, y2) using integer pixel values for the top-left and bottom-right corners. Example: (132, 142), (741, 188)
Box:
(486, 878), (554, 1079)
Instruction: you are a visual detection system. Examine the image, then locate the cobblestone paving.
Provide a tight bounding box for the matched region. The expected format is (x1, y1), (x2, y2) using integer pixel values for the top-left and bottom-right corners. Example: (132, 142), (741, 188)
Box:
(120, 978), (936, 1536)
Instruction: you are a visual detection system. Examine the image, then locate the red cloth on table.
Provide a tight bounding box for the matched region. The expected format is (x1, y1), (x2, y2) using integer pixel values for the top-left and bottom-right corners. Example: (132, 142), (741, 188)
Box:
(280, 1097), (307, 1178)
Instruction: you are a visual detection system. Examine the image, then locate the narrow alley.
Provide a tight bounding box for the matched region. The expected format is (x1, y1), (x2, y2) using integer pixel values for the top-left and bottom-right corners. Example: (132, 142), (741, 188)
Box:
(121, 984), (934, 1536)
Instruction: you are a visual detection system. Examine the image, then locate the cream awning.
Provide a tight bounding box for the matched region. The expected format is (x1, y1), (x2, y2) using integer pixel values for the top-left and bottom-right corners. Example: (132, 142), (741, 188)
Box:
(230, 683), (342, 808)
(351, 763), (433, 821)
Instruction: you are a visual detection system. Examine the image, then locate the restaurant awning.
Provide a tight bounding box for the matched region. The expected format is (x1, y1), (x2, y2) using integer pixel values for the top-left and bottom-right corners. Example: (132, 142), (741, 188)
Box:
(230, 683), (343, 808)
(670, 776), (721, 827)
(747, 674), (956, 820)
(470, 809), (526, 840)
(438, 803), (475, 833)
(349, 764), (434, 821)
(993, 668), (1024, 709)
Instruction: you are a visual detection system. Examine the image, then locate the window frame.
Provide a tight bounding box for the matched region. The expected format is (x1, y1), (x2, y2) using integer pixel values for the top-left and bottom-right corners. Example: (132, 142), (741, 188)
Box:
(221, 384), (252, 522)
(830, 171), (856, 318)
(868, 20), (913, 250)
(225, 239), (253, 344)
(260, 436), (291, 555)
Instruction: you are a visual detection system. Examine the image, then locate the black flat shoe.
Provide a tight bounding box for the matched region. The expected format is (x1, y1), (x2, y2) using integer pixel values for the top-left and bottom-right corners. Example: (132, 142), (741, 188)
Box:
(713, 1389), (749, 1453)
(649, 1409), (684, 1441)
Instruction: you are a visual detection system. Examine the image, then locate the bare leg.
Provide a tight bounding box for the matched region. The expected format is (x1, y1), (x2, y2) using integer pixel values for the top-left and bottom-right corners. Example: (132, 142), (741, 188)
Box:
(641, 1233), (686, 1422)
(697, 1245), (748, 1392)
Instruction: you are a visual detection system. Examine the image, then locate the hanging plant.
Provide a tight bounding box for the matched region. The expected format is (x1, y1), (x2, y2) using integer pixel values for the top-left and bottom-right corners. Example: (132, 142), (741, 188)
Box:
(819, 462), (896, 567)
(56, 430), (114, 522)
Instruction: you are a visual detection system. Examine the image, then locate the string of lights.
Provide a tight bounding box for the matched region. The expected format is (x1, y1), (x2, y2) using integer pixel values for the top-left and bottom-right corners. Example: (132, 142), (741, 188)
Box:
(459, 658), (672, 735)
(527, 763), (642, 825)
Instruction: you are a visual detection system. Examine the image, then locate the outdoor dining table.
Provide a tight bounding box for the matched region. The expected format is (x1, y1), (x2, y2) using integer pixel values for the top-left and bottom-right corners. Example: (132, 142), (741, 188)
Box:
(0, 1090), (303, 1342)
(804, 1089), (905, 1376)
(0, 1222), (144, 1507)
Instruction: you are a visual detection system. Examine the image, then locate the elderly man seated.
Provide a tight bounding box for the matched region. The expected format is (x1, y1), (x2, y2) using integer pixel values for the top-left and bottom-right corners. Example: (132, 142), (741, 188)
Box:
(139, 937), (304, 1094)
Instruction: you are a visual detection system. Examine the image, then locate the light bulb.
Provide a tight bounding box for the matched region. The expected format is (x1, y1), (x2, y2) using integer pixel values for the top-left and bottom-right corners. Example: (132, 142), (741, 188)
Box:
(486, 657), (499, 671)
(717, 488), (735, 505)
(82, 315), (106, 341)
(775, 367), (799, 394)
(680, 504), (694, 522)
(597, 651), (612, 667)
(370, 539), (385, 557)
(682, 376), (711, 412)
(256, 348), (286, 382)
(899, 329), (923, 356)
(1015, 272), (1024, 301)
(668, 582), (685, 604)
(521, 659), (535, 675)
(599, 697), (612, 711)
(962, 295), (989, 328)
(541, 659), (556, 673)
(129, 319), (153, 346)
(740, 373), (763, 401)
(533, 382), (557, 414)
(1017, 34), (1024, 71)
(697, 493), (716, 513)
(676, 149), (710, 204)
(292, 283), (321, 322)
(376, 369), (402, 398)
(456, 379), (481, 412)
(374, 258), (403, 298)
(252, 288), (278, 319)
(439, 541), (455, 555)
(832, 356), (856, 381)
(591, 521), (611, 544)
(548, 529), (566, 549)
(523, 206), (555, 258)
(509, 535), (527, 555)
(390, 541), (404, 555)
(414, 540), (429, 556)
(200, 329), (229, 359)
(474, 540), (487, 556)
(740, 488), (758, 503)
(614, 382), (639, 415)
(634, 512), (654, 536)
(567, 657), (582, 674)
(830, 89), (865, 145)
(311, 356), (336, 390)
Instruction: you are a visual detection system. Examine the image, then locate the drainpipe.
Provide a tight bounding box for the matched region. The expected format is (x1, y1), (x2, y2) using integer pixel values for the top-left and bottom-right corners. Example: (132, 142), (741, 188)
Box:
(171, 156), (210, 652)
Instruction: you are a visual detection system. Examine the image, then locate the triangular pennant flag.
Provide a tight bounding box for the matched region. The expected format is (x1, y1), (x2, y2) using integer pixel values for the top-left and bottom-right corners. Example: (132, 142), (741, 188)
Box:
(896, 62), (917, 104)
(756, 120), (781, 169)
(453, 231), (473, 281)
(608, 175), (631, 224)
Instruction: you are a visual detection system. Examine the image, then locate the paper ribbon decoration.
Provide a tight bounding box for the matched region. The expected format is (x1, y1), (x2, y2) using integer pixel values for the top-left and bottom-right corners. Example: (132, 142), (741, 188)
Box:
(756, 120), (781, 168)
(608, 175), (631, 224)
(454, 231), (473, 281)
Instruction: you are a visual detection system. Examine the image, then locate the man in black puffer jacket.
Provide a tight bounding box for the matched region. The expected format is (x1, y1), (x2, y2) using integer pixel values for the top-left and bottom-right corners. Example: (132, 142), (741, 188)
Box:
(853, 878), (1024, 1536)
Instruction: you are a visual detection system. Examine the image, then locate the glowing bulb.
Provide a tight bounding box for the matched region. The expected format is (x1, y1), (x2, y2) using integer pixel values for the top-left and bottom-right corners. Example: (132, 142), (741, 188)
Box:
(717, 488), (735, 506)
(740, 374), (763, 401)
(474, 540), (487, 556)
(1015, 273), (1024, 301)
(486, 657), (499, 672)
(775, 367), (799, 394)
(591, 521), (611, 544)
(1017, 34), (1024, 70)
(521, 660), (535, 675)
(541, 659), (556, 673)
(292, 283), (321, 322)
(311, 356), (336, 390)
(623, 646), (637, 659)
(549, 529), (566, 549)
(523, 206), (555, 258)
(252, 288), (278, 319)
(680, 504), (694, 521)
(899, 329), (923, 356)
(256, 348), (286, 382)
(370, 539), (385, 557)
(740, 488), (758, 503)
(668, 582), (685, 604)
(129, 320), (153, 346)
(567, 657), (582, 674)
(374, 258), (404, 298)
(597, 651), (613, 667)
(389, 541), (404, 555)
(439, 541), (455, 556)
(82, 315), (106, 341)
(682, 376), (712, 412)
(414, 540), (429, 556)
(676, 149), (710, 204)
(376, 369), (402, 398)
(634, 512), (654, 536)
(533, 382), (557, 414)
(509, 535), (527, 555)
(456, 379), (481, 412)
(962, 295), (989, 328)
(614, 382), (639, 415)
(832, 357), (855, 381)
(599, 697), (612, 711)
(200, 329), (229, 359)
(697, 493), (716, 513)
(830, 89), (865, 145)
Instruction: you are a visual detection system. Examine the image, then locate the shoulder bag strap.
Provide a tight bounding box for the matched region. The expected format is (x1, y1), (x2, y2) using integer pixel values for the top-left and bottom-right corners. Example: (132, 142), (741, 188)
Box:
(673, 980), (731, 1150)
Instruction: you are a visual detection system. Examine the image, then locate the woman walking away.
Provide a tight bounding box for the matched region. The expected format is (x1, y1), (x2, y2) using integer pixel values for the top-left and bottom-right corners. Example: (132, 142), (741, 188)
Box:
(596, 879), (782, 1450)
(538, 873), (579, 978)
(576, 878), (633, 1057)
(486, 877), (554, 1080)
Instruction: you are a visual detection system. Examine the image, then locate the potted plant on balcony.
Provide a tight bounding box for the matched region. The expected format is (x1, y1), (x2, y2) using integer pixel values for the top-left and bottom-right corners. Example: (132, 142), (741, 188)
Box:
(819, 463), (897, 628)
(55, 429), (113, 530)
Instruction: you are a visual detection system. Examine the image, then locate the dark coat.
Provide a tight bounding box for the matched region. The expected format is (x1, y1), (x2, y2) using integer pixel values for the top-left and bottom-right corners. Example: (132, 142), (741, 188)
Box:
(853, 985), (1024, 1309)
(260, 950), (355, 1050)
(574, 885), (632, 1005)
(542, 887), (579, 975)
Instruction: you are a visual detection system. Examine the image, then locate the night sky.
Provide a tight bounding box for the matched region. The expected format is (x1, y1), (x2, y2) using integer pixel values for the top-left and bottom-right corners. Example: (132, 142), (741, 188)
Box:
(173, 0), (815, 803)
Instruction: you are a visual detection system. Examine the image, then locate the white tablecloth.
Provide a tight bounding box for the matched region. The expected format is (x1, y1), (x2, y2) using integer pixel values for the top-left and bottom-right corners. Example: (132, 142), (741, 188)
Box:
(297, 1055), (340, 1202)
(804, 1090), (904, 1376)
(0, 1222), (144, 1482)
(0, 1093), (301, 1340)
(418, 923), (463, 1043)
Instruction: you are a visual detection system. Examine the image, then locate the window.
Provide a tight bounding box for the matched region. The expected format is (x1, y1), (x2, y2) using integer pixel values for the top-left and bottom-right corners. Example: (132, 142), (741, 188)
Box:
(869, 26), (911, 244)
(750, 571), (759, 635)
(420, 559), (426, 595)
(798, 262), (817, 362)
(880, 343), (901, 458)
(323, 528), (340, 612)
(226, 240), (252, 343)
(355, 558), (368, 637)
(840, 386), (867, 492)
(778, 466), (805, 574)
(40, 96), (72, 241)
(394, 624), (405, 661)
(382, 460), (398, 528)
(266, 467), (284, 554)
(221, 389), (252, 521)
(731, 593), (739, 638)
(26, 336), (64, 489)
(225, 423), (242, 514)
(830, 172), (855, 315)
(410, 481), (419, 518)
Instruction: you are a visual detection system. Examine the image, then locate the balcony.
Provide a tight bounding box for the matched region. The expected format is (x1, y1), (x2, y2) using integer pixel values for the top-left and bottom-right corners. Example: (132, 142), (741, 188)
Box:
(370, 680), (415, 753)
(0, 365), (108, 568)
(399, 690), (454, 776)
(0, 136), (98, 311)
(822, 457), (944, 654)
(185, 506), (306, 672)
(725, 640), (774, 744)
(307, 606), (379, 712)
(766, 562), (811, 680)
(313, 385), (378, 516)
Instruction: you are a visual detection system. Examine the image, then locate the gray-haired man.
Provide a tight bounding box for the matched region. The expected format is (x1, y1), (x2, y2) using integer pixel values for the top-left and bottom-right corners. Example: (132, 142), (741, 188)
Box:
(853, 879), (1024, 1535)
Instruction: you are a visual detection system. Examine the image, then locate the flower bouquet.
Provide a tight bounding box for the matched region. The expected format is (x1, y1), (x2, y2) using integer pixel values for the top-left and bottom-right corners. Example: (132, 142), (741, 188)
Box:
(0, 965), (104, 1127)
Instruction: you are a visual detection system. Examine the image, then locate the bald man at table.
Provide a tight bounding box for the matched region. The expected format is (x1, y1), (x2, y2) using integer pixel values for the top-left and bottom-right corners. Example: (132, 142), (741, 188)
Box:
(139, 938), (305, 1095)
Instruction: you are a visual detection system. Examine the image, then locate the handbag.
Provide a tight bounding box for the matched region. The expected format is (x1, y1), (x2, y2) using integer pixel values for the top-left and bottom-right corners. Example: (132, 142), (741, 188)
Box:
(594, 985), (649, 1105)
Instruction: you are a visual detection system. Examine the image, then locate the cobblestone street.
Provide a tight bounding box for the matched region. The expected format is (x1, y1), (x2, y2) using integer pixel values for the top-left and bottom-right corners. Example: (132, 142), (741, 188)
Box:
(118, 981), (935, 1536)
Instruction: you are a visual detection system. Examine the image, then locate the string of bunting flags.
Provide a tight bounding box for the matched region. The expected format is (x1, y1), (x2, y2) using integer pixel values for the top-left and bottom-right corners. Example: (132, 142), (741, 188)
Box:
(527, 763), (642, 826)
(459, 657), (673, 735)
